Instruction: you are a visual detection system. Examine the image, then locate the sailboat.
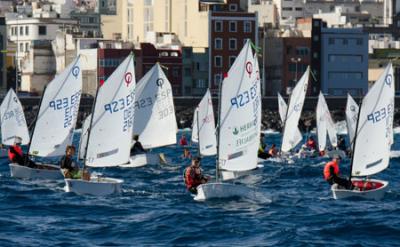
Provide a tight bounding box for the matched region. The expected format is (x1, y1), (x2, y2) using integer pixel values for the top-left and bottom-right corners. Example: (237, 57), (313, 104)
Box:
(0, 88), (30, 156)
(191, 89), (217, 156)
(9, 57), (82, 179)
(121, 63), (177, 168)
(345, 93), (359, 150)
(65, 54), (136, 196)
(194, 40), (261, 201)
(280, 67), (309, 155)
(316, 92), (345, 159)
(331, 63), (394, 200)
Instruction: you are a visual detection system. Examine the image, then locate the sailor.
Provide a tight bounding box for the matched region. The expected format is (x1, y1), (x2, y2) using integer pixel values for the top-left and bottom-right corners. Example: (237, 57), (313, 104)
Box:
(337, 136), (347, 151)
(258, 133), (271, 159)
(268, 144), (278, 157)
(181, 148), (192, 159)
(323, 156), (352, 189)
(130, 135), (146, 155)
(8, 136), (37, 168)
(60, 145), (80, 178)
(184, 156), (209, 194)
(306, 136), (317, 151)
(179, 134), (188, 146)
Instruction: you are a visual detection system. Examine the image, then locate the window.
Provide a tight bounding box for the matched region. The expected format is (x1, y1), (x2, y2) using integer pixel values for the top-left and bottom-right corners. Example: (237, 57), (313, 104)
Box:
(25, 26), (29, 36)
(313, 35), (319, 42)
(25, 43), (29, 52)
(313, 52), (319, 59)
(295, 7), (303, 11)
(282, 7), (292, 11)
(329, 38), (335, 45)
(215, 38), (223, 50)
(38, 26), (47, 35)
(19, 26), (23, 36)
(215, 21), (223, 32)
(184, 68), (191, 77)
(172, 67), (180, 77)
(214, 56), (222, 67)
(314, 20), (320, 27)
(214, 73), (222, 86)
(197, 79), (206, 88)
(229, 38), (237, 50)
(342, 39), (348, 45)
(229, 21), (237, 32)
(229, 56), (236, 66)
(356, 38), (363, 45)
(19, 43), (23, 52)
(296, 47), (309, 56)
(229, 4), (238, 11)
(244, 21), (251, 33)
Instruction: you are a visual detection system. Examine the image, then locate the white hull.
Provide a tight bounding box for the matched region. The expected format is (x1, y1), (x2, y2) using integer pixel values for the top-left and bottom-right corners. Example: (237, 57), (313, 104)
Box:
(9, 163), (63, 180)
(331, 178), (388, 200)
(326, 149), (347, 159)
(65, 177), (123, 196)
(194, 182), (255, 201)
(120, 153), (161, 168)
(220, 165), (262, 181)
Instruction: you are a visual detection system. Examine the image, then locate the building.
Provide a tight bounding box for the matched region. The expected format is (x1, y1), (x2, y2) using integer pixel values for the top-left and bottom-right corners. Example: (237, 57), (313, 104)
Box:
(0, 17), (6, 92)
(311, 19), (368, 96)
(369, 48), (400, 94)
(273, 0), (305, 24)
(182, 46), (209, 96)
(209, 3), (258, 94)
(70, 10), (102, 38)
(248, 0), (278, 28)
(136, 43), (183, 96)
(264, 30), (311, 96)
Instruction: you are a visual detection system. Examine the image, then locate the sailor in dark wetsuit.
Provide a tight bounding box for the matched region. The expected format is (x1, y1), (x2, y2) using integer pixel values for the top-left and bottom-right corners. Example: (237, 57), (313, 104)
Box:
(130, 135), (146, 155)
(60, 145), (81, 179)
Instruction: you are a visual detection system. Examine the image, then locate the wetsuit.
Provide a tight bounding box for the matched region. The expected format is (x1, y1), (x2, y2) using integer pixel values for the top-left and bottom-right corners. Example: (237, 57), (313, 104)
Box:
(130, 142), (146, 155)
(258, 142), (271, 159)
(8, 145), (37, 168)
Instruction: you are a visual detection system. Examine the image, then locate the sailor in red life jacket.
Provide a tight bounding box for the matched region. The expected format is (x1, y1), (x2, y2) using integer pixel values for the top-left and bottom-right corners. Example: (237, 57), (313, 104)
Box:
(323, 156), (352, 189)
(306, 136), (317, 151)
(8, 137), (24, 164)
(179, 134), (188, 146)
(184, 156), (209, 194)
(8, 136), (37, 168)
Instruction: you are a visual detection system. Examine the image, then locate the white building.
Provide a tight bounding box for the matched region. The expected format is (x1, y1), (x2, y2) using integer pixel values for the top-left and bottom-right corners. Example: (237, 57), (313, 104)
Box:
(368, 34), (400, 53)
(273, 0), (305, 24)
(248, 0), (278, 27)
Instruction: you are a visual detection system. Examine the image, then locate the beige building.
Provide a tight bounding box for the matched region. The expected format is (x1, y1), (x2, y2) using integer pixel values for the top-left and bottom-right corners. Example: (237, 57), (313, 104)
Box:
(101, 0), (221, 48)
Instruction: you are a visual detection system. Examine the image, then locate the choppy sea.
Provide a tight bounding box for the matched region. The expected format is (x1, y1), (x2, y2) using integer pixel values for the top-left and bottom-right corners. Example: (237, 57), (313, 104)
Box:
(0, 129), (399, 246)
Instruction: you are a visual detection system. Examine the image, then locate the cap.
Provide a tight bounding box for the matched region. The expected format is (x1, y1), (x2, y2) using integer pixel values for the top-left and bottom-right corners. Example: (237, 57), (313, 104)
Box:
(192, 156), (202, 162)
(14, 136), (22, 144)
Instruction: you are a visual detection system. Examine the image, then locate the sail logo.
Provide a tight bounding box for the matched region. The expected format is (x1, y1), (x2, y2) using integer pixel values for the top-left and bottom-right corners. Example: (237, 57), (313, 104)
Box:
(294, 103), (301, 112)
(72, 66), (80, 79)
(245, 61), (253, 78)
(156, 78), (164, 88)
(233, 127), (239, 135)
(13, 96), (18, 103)
(385, 74), (392, 86)
(350, 105), (356, 112)
(125, 72), (133, 87)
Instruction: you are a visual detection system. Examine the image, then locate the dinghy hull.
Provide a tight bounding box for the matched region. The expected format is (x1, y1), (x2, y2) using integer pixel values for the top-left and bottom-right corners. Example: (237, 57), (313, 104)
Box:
(331, 179), (388, 200)
(9, 163), (63, 180)
(194, 182), (255, 201)
(220, 166), (262, 181)
(65, 177), (123, 196)
(120, 153), (163, 168)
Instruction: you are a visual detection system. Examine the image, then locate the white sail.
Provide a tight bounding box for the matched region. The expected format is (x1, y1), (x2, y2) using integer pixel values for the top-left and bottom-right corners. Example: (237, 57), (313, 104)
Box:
(191, 107), (199, 143)
(0, 89), (30, 145)
(346, 93), (359, 148)
(133, 63), (177, 149)
(29, 57), (82, 157)
(317, 92), (337, 150)
(316, 93), (327, 151)
(78, 114), (91, 160)
(197, 89), (217, 156)
(218, 41), (261, 172)
(277, 92), (302, 145)
(352, 63), (394, 177)
(281, 67), (309, 152)
(85, 54), (136, 167)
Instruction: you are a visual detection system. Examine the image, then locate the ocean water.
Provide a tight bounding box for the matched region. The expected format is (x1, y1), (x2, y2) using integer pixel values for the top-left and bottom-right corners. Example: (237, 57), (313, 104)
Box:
(0, 131), (399, 246)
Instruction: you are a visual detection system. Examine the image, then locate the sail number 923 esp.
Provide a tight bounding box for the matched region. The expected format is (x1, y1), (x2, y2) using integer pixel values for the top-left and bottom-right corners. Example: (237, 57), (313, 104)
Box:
(367, 103), (393, 124)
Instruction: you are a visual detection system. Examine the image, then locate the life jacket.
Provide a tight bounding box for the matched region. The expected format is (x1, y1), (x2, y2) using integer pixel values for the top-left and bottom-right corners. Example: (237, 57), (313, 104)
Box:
(307, 140), (316, 150)
(8, 145), (23, 162)
(184, 166), (202, 189)
(323, 160), (339, 180)
(180, 138), (188, 146)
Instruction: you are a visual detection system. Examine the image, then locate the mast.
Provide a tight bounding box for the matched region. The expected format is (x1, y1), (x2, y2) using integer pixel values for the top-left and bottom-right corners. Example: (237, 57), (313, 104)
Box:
(27, 85), (47, 156)
(348, 95), (363, 182)
(196, 108), (201, 157)
(280, 93), (291, 154)
(215, 78), (223, 183)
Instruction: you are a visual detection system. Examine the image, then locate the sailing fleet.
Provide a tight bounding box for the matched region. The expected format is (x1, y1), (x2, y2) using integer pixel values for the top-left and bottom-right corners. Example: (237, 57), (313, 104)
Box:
(0, 40), (396, 201)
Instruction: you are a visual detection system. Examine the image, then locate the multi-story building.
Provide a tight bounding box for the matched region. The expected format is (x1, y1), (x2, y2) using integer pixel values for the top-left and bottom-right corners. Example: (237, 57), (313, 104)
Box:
(70, 10), (102, 38)
(273, 0), (305, 24)
(369, 48), (400, 94)
(265, 30), (311, 96)
(135, 43), (183, 96)
(182, 46), (209, 96)
(0, 17), (6, 92)
(311, 18), (368, 96)
(209, 3), (258, 94)
(248, 0), (278, 28)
